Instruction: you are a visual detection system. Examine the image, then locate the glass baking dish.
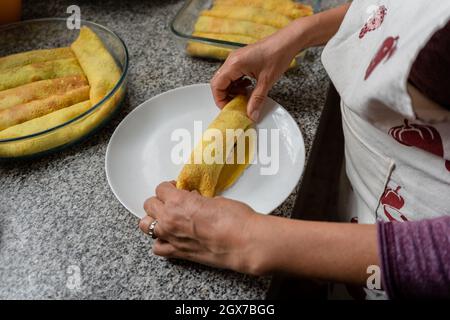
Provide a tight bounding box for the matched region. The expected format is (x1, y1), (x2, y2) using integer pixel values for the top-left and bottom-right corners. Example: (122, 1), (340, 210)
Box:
(170, 0), (323, 53)
(0, 18), (129, 161)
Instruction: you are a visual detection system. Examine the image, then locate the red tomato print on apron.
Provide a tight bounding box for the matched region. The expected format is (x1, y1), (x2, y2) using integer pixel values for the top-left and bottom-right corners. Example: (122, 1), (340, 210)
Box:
(380, 186), (408, 221)
(389, 120), (450, 172)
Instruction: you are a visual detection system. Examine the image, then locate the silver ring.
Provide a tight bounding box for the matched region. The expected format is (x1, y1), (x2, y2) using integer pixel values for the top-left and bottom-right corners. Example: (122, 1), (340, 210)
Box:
(148, 220), (158, 239)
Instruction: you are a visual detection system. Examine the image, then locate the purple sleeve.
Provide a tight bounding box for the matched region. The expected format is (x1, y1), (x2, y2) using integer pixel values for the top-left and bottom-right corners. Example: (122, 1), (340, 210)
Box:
(377, 216), (450, 299)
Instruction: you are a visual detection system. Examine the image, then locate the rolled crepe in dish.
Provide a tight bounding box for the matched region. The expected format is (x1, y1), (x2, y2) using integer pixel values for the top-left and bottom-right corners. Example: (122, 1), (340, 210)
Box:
(202, 5), (292, 29)
(0, 100), (92, 157)
(194, 16), (278, 39)
(71, 26), (122, 104)
(0, 47), (75, 72)
(0, 75), (88, 111)
(187, 32), (297, 68)
(214, 0), (313, 19)
(214, 126), (255, 193)
(0, 58), (84, 91)
(176, 95), (255, 197)
(0, 86), (124, 158)
(187, 32), (258, 60)
(0, 100), (91, 140)
(0, 85), (90, 131)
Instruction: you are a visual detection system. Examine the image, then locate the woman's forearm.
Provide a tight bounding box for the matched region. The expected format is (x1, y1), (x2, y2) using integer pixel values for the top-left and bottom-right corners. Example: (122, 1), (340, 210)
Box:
(248, 214), (379, 285)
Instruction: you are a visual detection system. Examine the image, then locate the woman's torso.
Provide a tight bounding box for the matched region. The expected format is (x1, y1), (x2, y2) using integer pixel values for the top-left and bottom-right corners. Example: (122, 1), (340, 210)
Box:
(321, 0), (450, 224)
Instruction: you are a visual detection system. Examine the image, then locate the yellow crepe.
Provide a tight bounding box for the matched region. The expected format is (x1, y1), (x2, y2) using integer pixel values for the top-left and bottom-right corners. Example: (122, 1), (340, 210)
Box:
(0, 47), (75, 72)
(0, 58), (84, 91)
(187, 32), (297, 68)
(0, 85), (90, 131)
(71, 26), (122, 104)
(0, 75), (88, 111)
(194, 16), (278, 39)
(214, 0), (313, 19)
(202, 5), (292, 29)
(176, 95), (255, 197)
(0, 100), (91, 140)
(67, 27), (126, 152)
(0, 100), (92, 157)
(0, 86), (124, 158)
(187, 32), (258, 59)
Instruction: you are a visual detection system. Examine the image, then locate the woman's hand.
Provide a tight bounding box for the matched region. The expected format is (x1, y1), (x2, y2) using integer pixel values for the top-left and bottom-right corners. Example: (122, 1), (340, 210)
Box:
(210, 3), (352, 122)
(210, 32), (298, 122)
(138, 183), (379, 285)
(139, 181), (265, 275)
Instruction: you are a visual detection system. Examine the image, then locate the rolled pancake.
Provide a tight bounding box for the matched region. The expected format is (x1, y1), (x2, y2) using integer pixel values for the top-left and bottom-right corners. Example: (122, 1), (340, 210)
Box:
(0, 100), (91, 140)
(187, 32), (297, 68)
(0, 101), (92, 157)
(187, 32), (258, 60)
(0, 47), (75, 72)
(214, 0), (313, 19)
(194, 16), (278, 39)
(0, 75), (88, 111)
(0, 58), (84, 91)
(202, 5), (292, 29)
(0, 86), (125, 158)
(0, 85), (90, 131)
(71, 26), (122, 104)
(176, 95), (255, 197)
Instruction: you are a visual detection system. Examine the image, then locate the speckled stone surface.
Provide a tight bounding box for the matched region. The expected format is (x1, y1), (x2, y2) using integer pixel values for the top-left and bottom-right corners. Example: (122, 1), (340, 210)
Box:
(0, 0), (342, 299)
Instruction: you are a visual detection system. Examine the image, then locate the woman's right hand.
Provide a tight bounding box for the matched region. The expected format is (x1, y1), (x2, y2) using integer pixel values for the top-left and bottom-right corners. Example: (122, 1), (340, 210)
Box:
(210, 31), (300, 122)
(210, 3), (352, 122)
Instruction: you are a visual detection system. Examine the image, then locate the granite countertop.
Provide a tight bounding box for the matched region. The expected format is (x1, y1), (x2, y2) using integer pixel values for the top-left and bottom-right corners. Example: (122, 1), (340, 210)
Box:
(0, 0), (340, 299)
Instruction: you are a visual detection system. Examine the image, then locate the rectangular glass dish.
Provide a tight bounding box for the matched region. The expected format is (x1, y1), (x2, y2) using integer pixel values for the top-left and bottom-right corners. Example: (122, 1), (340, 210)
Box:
(170, 0), (323, 53)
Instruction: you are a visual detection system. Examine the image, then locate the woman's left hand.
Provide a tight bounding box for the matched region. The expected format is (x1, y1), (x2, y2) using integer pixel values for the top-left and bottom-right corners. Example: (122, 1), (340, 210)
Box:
(139, 181), (265, 275)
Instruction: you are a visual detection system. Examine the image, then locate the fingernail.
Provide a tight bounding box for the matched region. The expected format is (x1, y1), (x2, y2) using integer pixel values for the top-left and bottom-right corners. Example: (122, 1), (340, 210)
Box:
(250, 110), (260, 122)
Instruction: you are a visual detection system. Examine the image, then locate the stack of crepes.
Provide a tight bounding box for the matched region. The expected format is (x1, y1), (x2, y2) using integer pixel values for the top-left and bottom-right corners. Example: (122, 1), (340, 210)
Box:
(0, 26), (123, 157)
(187, 0), (313, 61)
(176, 95), (255, 197)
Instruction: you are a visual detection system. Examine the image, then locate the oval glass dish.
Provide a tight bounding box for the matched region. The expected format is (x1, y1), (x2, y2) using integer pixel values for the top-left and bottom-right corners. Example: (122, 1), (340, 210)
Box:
(170, 0), (322, 57)
(0, 18), (128, 160)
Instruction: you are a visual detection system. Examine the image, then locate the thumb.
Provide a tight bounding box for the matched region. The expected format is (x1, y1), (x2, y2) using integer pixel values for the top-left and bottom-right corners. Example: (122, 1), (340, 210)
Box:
(247, 78), (270, 122)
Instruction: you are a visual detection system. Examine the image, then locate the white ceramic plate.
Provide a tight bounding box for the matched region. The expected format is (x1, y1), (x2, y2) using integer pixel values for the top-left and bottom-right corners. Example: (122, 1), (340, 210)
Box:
(106, 84), (305, 218)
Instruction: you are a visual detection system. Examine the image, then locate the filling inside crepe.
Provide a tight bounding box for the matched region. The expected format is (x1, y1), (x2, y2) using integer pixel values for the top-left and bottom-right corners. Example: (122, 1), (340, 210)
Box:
(176, 95), (255, 197)
(215, 128), (255, 193)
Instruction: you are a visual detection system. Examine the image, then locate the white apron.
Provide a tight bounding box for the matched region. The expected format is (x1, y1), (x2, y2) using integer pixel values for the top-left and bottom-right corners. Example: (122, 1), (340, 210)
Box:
(321, 0), (450, 299)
